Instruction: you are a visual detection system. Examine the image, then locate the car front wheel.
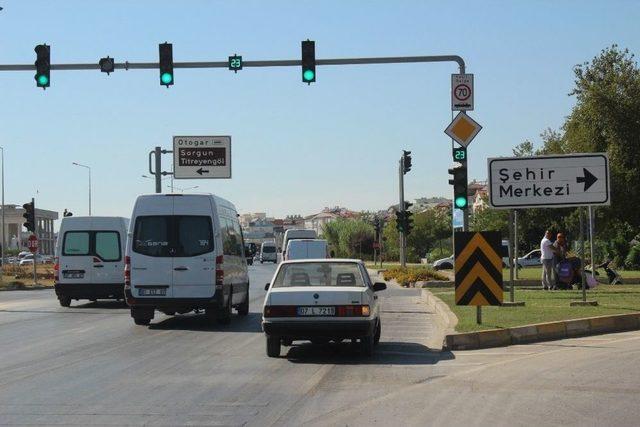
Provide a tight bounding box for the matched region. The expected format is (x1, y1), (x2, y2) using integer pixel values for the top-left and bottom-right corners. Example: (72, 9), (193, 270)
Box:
(266, 335), (281, 357)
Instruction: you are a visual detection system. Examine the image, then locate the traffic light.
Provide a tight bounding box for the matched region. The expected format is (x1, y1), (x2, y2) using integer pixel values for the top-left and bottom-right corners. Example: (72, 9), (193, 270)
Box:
(99, 56), (115, 74)
(34, 44), (50, 89)
(301, 40), (316, 84)
(403, 201), (414, 234)
(159, 42), (174, 87)
(402, 150), (412, 175)
(395, 210), (405, 232)
(448, 166), (468, 209)
(23, 200), (35, 232)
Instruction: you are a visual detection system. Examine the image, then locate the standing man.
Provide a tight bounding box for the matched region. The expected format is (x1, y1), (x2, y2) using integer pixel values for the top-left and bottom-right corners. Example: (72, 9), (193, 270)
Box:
(541, 230), (557, 290)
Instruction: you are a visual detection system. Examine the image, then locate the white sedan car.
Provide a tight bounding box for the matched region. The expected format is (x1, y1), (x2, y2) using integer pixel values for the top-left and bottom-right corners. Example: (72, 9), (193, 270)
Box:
(517, 249), (542, 268)
(262, 259), (386, 357)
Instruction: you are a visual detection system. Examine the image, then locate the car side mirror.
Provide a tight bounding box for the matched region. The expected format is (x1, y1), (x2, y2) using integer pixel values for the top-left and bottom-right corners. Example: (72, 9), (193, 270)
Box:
(373, 282), (386, 292)
(264, 283), (270, 291)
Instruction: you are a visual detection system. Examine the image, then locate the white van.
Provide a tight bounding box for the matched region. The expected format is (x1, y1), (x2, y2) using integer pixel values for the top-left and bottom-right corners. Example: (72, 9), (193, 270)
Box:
(285, 239), (329, 261)
(125, 194), (250, 326)
(281, 229), (317, 260)
(260, 242), (277, 264)
(54, 216), (129, 307)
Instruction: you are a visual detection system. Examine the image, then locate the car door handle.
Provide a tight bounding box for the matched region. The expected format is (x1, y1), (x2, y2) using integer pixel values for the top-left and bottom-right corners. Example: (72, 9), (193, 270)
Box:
(174, 267), (189, 271)
(93, 265), (104, 268)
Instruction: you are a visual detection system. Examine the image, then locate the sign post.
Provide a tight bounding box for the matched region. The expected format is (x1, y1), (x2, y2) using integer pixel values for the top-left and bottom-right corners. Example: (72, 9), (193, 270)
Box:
(488, 153), (610, 307)
(451, 73), (474, 111)
(173, 136), (231, 179)
(27, 234), (38, 285)
(487, 153), (610, 209)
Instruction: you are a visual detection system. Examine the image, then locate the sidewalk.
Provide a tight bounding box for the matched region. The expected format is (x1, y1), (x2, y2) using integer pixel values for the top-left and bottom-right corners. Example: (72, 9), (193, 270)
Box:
(369, 269), (444, 350)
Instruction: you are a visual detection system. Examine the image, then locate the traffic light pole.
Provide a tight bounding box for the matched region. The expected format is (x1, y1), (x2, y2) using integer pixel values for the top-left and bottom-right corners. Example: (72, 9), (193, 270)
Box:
(0, 54), (465, 73)
(148, 147), (174, 194)
(31, 197), (37, 286)
(399, 158), (406, 268)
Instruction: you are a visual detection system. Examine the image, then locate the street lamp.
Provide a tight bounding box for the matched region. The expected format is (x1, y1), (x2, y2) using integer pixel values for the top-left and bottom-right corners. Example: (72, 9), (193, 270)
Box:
(72, 162), (91, 216)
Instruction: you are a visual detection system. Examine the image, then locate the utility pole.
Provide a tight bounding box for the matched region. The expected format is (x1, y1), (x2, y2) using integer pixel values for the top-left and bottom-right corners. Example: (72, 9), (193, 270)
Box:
(32, 198), (37, 286)
(154, 146), (162, 194)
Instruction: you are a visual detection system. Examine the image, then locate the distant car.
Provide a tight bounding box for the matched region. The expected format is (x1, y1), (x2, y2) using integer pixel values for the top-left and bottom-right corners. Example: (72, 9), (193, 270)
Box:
(281, 229), (317, 260)
(517, 249), (542, 268)
(433, 256), (454, 270)
(260, 242), (278, 264)
(19, 254), (47, 266)
(285, 239), (329, 261)
(262, 259), (386, 357)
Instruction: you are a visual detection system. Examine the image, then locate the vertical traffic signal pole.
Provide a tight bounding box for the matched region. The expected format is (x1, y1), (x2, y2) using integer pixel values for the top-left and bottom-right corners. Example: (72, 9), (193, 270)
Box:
(32, 198), (37, 286)
(398, 158), (406, 268)
(155, 147), (162, 194)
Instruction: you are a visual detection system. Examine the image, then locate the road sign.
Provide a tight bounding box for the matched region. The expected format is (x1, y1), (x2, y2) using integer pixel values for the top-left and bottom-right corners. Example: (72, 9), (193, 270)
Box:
(451, 73), (473, 111)
(228, 55), (242, 72)
(444, 112), (482, 147)
(452, 208), (464, 229)
(455, 231), (503, 306)
(487, 153), (610, 209)
(173, 136), (231, 179)
(27, 235), (39, 253)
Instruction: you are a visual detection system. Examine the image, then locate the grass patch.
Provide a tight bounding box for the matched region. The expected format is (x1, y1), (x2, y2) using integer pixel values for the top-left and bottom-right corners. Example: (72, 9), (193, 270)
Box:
(430, 285), (640, 332)
(382, 266), (448, 287)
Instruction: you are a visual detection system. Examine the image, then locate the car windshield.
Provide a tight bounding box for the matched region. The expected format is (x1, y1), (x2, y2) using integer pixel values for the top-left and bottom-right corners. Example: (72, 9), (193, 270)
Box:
(262, 246), (276, 253)
(272, 262), (365, 288)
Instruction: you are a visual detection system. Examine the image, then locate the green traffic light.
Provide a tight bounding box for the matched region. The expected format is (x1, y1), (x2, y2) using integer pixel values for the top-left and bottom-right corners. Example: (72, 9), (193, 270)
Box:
(303, 69), (315, 82)
(455, 196), (468, 209)
(37, 74), (49, 86)
(161, 72), (173, 85)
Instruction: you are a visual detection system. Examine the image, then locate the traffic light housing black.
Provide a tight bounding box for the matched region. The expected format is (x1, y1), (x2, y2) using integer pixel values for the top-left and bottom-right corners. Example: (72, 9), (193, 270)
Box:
(395, 210), (405, 232)
(301, 40), (316, 84)
(402, 150), (412, 175)
(403, 201), (414, 234)
(99, 56), (115, 74)
(34, 44), (50, 89)
(23, 201), (35, 232)
(448, 166), (468, 209)
(159, 42), (174, 87)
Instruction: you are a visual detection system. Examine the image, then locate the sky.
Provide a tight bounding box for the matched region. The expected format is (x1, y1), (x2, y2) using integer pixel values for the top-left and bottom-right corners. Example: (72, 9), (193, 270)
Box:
(0, 0), (638, 226)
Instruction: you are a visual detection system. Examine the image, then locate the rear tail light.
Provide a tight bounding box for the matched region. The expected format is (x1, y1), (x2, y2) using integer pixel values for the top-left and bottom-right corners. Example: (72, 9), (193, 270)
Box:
(336, 305), (370, 317)
(124, 256), (131, 289)
(215, 255), (224, 289)
(264, 305), (297, 318)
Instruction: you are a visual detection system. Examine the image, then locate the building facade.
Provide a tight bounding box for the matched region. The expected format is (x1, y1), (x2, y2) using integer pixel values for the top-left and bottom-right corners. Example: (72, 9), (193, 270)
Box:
(0, 205), (59, 255)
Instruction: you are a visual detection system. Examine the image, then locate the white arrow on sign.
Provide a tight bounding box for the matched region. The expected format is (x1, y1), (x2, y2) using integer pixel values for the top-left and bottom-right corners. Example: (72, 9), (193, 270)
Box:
(487, 153), (610, 209)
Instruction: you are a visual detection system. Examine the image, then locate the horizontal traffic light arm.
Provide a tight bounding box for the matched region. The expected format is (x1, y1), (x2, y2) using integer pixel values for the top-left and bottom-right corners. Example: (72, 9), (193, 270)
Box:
(0, 54), (466, 72)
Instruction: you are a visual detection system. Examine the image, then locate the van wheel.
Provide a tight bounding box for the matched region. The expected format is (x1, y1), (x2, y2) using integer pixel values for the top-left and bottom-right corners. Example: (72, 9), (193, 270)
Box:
(134, 317), (150, 326)
(237, 287), (249, 316)
(58, 296), (71, 307)
(266, 335), (281, 357)
(217, 290), (232, 325)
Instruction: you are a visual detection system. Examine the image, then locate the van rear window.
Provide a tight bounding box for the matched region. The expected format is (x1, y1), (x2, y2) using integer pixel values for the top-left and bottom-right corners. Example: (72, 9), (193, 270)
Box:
(133, 215), (213, 257)
(63, 232), (90, 256)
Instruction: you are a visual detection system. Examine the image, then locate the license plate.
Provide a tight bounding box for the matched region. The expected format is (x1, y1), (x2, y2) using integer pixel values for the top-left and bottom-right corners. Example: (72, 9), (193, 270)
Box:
(62, 270), (84, 279)
(138, 288), (167, 297)
(297, 306), (335, 316)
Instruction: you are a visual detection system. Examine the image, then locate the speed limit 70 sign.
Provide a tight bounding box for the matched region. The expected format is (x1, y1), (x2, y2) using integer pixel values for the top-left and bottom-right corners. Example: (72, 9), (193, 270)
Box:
(451, 74), (474, 111)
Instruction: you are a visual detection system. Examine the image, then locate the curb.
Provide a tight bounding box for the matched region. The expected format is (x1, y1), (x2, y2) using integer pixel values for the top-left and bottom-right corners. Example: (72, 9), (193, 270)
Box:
(420, 289), (458, 350)
(0, 285), (53, 292)
(444, 312), (640, 350)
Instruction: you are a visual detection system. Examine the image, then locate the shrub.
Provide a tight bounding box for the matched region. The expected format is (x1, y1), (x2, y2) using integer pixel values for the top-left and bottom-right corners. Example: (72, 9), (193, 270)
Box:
(382, 266), (448, 287)
(625, 245), (640, 270)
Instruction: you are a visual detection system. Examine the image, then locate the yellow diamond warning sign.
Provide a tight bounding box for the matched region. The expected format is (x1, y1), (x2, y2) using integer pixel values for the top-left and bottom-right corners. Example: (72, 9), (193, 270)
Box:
(444, 112), (482, 147)
(455, 231), (503, 306)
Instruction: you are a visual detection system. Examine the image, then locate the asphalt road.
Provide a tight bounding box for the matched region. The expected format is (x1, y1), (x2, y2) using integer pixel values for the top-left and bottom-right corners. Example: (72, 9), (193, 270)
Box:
(1, 263), (639, 426)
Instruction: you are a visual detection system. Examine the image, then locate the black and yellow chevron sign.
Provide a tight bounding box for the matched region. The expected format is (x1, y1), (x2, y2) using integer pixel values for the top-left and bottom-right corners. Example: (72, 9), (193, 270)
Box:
(455, 231), (503, 306)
